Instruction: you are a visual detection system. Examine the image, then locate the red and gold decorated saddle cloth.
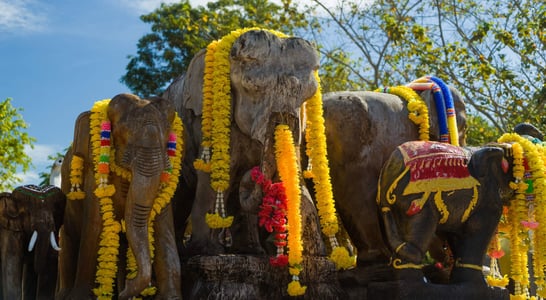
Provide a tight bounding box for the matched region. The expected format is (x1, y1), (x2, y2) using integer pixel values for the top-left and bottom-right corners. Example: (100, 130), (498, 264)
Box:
(399, 141), (479, 195)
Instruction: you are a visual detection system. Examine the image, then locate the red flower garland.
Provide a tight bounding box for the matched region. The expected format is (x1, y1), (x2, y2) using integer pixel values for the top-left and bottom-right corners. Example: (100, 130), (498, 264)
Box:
(251, 166), (289, 266)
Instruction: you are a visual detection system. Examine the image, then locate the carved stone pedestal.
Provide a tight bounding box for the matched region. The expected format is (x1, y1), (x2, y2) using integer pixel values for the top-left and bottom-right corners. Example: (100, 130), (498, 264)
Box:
(367, 280), (509, 300)
(182, 255), (346, 299)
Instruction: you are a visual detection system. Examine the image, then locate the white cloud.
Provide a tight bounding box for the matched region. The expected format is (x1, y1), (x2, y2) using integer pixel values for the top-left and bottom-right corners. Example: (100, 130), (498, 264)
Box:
(0, 0), (47, 33)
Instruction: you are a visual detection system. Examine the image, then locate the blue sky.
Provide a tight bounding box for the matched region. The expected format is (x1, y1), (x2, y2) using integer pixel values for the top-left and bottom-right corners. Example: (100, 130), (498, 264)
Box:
(0, 0), (197, 187)
(0, 0), (334, 188)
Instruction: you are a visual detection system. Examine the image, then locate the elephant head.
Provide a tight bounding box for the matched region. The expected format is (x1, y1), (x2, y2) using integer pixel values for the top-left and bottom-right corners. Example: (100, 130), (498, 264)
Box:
(8, 185), (65, 274)
(229, 30), (319, 144)
(163, 29), (321, 256)
(106, 93), (176, 297)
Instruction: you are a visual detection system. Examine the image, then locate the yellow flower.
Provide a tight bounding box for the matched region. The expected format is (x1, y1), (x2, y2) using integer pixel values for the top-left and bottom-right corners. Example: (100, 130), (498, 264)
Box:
(498, 133), (546, 297)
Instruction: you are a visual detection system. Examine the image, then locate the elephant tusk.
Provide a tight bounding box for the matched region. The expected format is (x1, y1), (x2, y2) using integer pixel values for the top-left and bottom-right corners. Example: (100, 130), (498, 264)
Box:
(28, 230), (38, 252)
(50, 231), (61, 251)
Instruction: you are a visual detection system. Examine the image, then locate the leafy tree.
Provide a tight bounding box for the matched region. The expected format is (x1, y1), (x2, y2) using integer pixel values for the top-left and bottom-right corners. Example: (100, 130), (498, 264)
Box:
(0, 98), (35, 191)
(122, 0), (309, 97)
(307, 0), (545, 140)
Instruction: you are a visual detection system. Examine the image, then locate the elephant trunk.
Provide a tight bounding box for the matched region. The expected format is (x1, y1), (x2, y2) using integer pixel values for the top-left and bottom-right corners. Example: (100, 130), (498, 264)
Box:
(120, 124), (166, 298)
(30, 230), (52, 274)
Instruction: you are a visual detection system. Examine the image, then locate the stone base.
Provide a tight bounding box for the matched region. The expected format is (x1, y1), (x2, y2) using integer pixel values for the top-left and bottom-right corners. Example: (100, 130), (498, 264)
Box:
(182, 254), (346, 299)
(367, 280), (509, 300)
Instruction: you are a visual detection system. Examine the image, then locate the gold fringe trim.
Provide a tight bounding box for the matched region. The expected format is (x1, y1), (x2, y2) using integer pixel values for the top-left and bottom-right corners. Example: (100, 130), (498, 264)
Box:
(383, 167), (410, 205)
(403, 177), (479, 195)
(434, 192), (449, 224)
(392, 258), (423, 269)
(455, 259), (483, 271)
(461, 185), (479, 222)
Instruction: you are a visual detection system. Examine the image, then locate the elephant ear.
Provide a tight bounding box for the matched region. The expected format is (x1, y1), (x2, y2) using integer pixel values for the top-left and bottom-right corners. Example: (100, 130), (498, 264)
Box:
(149, 96), (175, 126)
(0, 192), (23, 231)
(467, 146), (505, 179)
(180, 49), (206, 116)
(514, 123), (544, 141)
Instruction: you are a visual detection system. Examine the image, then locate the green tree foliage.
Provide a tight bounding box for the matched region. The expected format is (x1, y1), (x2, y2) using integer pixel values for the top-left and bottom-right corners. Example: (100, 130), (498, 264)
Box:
(121, 0), (309, 97)
(0, 98), (35, 191)
(308, 0), (545, 141)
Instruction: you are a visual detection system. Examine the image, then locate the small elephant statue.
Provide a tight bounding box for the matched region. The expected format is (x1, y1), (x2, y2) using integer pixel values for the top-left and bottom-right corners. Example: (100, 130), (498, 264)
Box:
(0, 184), (66, 299)
(377, 140), (514, 286)
(57, 94), (183, 299)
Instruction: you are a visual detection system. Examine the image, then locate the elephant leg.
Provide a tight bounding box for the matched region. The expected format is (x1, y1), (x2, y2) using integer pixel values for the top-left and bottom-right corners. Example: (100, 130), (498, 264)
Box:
(152, 203), (182, 299)
(449, 214), (496, 285)
(340, 169), (390, 265)
(69, 193), (102, 298)
(186, 170), (224, 255)
(382, 199), (437, 264)
(1, 229), (23, 299)
(234, 169), (265, 255)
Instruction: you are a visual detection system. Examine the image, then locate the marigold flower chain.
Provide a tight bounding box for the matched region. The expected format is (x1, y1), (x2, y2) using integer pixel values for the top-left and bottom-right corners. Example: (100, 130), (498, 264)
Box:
(498, 133), (546, 298)
(274, 124), (306, 296)
(199, 28), (287, 228)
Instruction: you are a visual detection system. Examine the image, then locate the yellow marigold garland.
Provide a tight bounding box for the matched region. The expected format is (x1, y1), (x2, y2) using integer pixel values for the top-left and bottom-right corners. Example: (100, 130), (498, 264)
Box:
(275, 124), (306, 296)
(84, 99), (183, 298)
(198, 28), (287, 228)
(304, 71), (355, 269)
(88, 99), (121, 299)
(377, 86), (430, 141)
(498, 133), (546, 298)
(67, 155), (85, 200)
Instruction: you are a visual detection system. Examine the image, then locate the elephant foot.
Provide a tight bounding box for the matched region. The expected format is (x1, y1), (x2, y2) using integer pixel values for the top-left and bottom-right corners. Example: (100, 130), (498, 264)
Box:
(119, 276), (151, 300)
(183, 237), (225, 256)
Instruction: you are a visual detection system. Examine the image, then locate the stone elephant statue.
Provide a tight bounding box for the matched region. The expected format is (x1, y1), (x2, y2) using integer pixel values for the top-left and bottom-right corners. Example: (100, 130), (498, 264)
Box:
(376, 140), (514, 288)
(57, 94), (183, 299)
(163, 28), (325, 256)
(163, 29), (344, 298)
(0, 184), (65, 299)
(320, 84), (467, 267)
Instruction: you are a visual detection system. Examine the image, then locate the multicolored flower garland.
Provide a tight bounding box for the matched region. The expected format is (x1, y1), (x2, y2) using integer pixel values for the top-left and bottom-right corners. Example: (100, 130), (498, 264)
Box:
(68, 99), (183, 298)
(305, 71), (355, 269)
(275, 124), (306, 296)
(196, 27), (287, 229)
(88, 99), (120, 299)
(498, 133), (546, 298)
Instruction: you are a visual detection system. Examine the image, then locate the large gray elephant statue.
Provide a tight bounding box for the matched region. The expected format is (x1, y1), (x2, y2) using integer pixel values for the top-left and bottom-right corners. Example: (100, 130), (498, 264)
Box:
(376, 141), (514, 290)
(57, 94), (182, 299)
(163, 29), (344, 299)
(0, 184), (65, 299)
(163, 28), (325, 256)
(320, 84), (467, 270)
